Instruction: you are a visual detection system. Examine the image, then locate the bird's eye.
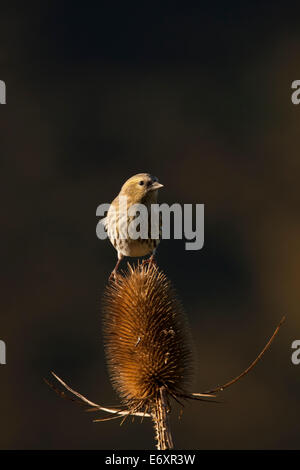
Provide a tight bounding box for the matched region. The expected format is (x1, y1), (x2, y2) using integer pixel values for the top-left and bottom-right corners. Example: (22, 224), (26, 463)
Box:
(139, 181), (144, 186)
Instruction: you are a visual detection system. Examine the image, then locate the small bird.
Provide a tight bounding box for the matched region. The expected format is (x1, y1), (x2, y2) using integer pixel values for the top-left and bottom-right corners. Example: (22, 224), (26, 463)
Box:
(102, 173), (163, 278)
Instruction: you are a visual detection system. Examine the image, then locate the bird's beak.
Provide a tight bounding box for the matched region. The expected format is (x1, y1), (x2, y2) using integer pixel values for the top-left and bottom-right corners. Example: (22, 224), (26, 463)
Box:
(150, 182), (164, 190)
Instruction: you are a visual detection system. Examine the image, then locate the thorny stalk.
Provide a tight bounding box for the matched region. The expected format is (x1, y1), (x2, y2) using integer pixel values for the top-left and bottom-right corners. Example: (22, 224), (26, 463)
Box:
(46, 315), (285, 448)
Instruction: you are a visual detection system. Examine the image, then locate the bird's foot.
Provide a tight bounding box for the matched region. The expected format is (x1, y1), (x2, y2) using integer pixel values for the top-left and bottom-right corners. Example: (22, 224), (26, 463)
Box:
(109, 257), (123, 281)
(142, 254), (156, 267)
(109, 269), (118, 282)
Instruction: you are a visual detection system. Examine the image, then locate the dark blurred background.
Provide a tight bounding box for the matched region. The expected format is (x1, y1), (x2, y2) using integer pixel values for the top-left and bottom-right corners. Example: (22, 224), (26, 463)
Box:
(1, 1), (300, 449)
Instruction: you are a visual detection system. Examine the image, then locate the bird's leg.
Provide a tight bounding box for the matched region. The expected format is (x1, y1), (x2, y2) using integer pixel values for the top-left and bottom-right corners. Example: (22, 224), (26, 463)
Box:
(109, 254), (123, 281)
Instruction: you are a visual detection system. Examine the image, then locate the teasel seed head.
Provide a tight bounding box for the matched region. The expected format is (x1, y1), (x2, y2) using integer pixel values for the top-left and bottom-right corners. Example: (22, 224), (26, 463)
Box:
(47, 261), (284, 450)
(102, 263), (194, 414)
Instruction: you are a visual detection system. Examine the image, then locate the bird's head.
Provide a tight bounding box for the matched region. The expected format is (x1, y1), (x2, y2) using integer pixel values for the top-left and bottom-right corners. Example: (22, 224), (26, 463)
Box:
(120, 173), (163, 203)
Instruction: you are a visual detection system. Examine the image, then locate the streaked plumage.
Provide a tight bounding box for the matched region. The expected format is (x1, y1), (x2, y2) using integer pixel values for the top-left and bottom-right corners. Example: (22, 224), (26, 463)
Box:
(102, 173), (163, 278)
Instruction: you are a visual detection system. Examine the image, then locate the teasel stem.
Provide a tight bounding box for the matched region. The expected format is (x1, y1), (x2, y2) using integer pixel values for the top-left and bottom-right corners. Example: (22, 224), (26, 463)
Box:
(152, 386), (174, 450)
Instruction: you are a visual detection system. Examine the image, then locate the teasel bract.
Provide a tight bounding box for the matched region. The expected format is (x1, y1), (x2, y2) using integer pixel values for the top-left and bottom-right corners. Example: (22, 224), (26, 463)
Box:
(47, 262), (285, 449)
(102, 262), (194, 449)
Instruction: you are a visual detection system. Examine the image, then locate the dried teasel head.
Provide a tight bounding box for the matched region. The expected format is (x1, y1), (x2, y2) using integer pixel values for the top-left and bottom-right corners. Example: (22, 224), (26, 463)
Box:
(47, 262), (285, 450)
(102, 262), (194, 415)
